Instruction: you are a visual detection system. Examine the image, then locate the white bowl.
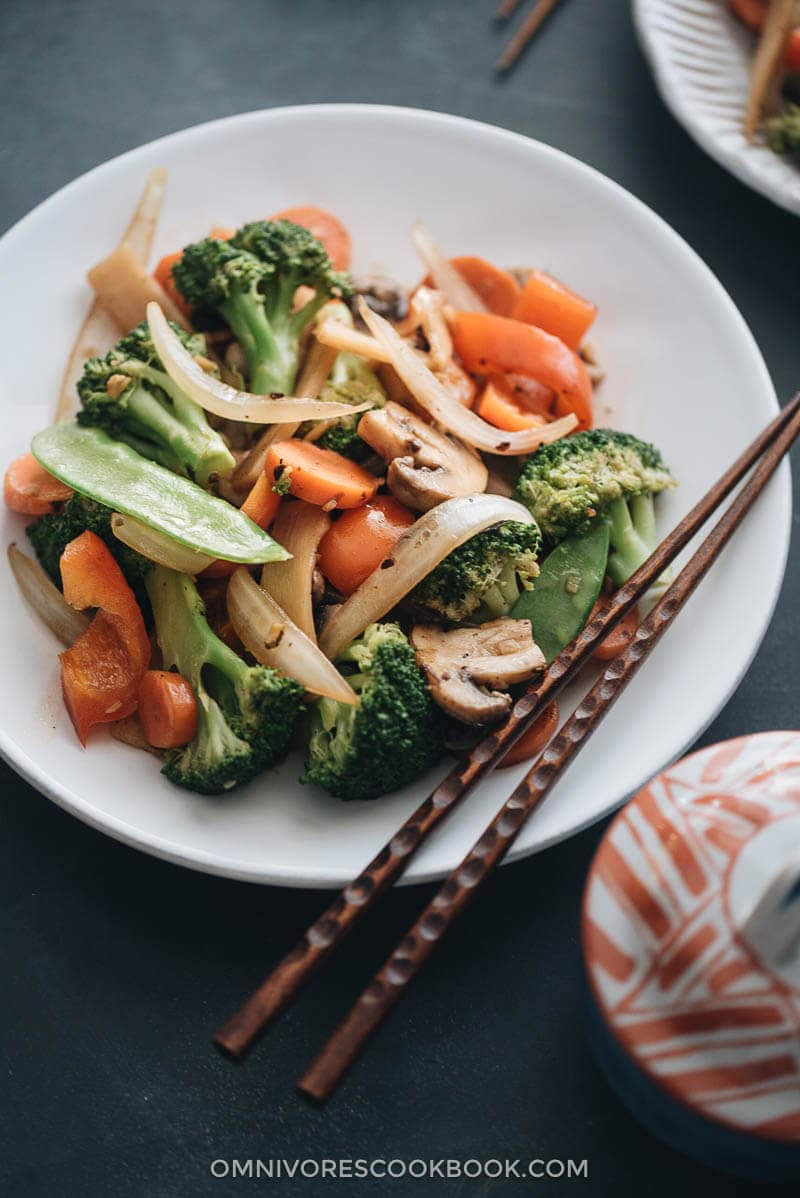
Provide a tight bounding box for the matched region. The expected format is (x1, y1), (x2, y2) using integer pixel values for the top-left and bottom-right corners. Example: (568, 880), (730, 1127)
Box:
(634, 0), (800, 217)
(0, 104), (790, 887)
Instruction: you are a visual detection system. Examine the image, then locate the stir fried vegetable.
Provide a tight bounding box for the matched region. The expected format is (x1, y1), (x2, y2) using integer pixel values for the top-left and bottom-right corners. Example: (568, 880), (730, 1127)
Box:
(4, 194), (678, 803)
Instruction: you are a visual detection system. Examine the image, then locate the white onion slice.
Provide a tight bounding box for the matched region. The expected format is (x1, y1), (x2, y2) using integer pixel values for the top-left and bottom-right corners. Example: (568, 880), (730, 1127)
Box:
(8, 544), (90, 646)
(359, 300), (578, 455)
(315, 320), (393, 364)
(111, 513), (214, 575)
(147, 303), (371, 425)
(260, 501), (330, 641)
(411, 223), (488, 313)
(319, 494), (534, 661)
(228, 569), (358, 705)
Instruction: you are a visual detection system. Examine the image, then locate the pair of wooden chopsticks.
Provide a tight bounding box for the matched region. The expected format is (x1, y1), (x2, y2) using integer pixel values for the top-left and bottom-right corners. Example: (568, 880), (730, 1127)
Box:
(215, 393), (800, 1102)
(496, 0), (566, 73)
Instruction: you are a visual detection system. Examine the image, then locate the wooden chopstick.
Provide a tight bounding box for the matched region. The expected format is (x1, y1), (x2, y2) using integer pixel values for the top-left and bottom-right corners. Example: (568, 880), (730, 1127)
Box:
(496, 0), (566, 73)
(495, 0), (524, 20)
(297, 397), (800, 1102)
(214, 395), (800, 1062)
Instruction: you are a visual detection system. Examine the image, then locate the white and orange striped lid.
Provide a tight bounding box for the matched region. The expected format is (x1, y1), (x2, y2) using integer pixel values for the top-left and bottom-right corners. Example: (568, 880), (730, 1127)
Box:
(583, 731), (800, 1142)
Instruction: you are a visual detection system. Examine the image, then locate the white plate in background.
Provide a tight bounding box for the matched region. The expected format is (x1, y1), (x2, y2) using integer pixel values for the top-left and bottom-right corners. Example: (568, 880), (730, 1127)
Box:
(0, 105), (790, 886)
(634, 0), (800, 216)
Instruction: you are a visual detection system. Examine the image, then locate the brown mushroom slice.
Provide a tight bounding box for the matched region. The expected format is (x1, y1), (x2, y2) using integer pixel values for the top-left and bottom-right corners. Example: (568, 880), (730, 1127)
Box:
(358, 400), (488, 512)
(411, 618), (545, 725)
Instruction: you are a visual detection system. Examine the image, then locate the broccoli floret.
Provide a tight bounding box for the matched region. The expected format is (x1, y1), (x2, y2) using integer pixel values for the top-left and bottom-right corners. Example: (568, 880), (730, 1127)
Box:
(303, 622), (443, 801)
(766, 104), (800, 166)
(514, 428), (675, 585)
(410, 521), (542, 624)
(172, 220), (353, 396)
(146, 566), (305, 795)
(27, 495), (152, 605)
(76, 322), (235, 488)
(316, 352), (386, 462)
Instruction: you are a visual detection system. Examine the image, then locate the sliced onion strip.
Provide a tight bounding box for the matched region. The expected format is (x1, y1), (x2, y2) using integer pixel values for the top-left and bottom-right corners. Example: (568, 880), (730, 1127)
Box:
(412, 286), (453, 370)
(319, 494), (534, 661)
(260, 501), (331, 641)
(359, 300), (577, 456)
(411, 223), (488, 313)
(315, 320), (393, 363)
(8, 544), (90, 646)
(228, 569), (358, 705)
(111, 513), (214, 574)
(147, 303), (371, 425)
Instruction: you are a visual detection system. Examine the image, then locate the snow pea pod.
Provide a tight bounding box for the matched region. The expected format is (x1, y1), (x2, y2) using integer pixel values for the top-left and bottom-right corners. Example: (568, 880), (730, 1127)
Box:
(31, 424), (288, 564)
(511, 520), (609, 663)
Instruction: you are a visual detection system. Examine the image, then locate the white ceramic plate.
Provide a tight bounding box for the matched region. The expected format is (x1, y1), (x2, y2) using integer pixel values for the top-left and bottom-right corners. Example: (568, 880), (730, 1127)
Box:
(634, 0), (800, 217)
(0, 105), (790, 888)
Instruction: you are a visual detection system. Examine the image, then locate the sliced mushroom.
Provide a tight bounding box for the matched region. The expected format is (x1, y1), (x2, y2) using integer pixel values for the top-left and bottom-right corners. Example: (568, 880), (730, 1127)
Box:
(411, 618), (545, 725)
(358, 400), (488, 512)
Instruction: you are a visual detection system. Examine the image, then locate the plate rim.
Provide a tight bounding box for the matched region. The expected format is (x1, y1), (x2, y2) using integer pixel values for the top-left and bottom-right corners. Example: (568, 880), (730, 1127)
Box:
(0, 102), (791, 887)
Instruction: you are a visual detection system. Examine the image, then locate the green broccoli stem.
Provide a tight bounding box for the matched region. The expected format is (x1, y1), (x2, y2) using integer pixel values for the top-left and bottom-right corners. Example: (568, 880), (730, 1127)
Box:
(148, 568), (248, 700)
(606, 495), (657, 586)
(477, 560), (523, 621)
(117, 364), (234, 485)
(220, 285), (297, 396)
(112, 382), (220, 483)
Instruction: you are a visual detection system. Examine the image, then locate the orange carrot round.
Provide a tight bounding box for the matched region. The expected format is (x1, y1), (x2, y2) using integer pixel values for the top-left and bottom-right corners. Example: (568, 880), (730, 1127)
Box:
(269, 206), (351, 271)
(318, 496), (416, 596)
(139, 670), (198, 748)
(153, 251), (192, 320)
(498, 702), (560, 769)
(591, 602), (640, 662)
(452, 311), (593, 430)
(4, 452), (73, 515)
(265, 440), (379, 510)
(476, 376), (548, 433)
(202, 471), (282, 578)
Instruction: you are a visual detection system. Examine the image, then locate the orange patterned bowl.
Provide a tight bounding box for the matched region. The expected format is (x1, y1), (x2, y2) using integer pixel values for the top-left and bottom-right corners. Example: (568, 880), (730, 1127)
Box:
(582, 732), (800, 1180)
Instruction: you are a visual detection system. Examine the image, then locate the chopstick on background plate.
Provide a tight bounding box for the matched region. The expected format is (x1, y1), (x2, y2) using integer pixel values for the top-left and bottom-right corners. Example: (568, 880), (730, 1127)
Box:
(297, 394), (800, 1103)
(496, 0), (567, 73)
(214, 394), (800, 1065)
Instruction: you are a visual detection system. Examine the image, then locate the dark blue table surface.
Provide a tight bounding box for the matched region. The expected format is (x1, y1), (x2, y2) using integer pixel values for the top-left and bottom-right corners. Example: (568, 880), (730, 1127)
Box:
(1, 1), (798, 1194)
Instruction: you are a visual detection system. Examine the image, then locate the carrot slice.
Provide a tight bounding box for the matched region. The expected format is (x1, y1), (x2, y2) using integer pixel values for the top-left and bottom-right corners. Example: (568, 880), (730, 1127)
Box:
(452, 311), (593, 430)
(59, 531), (150, 744)
(139, 670), (198, 748)
(153, 250), (192, 320)
(318, 496), (416, 596)
(153, 226), (234, 320)
(476, 376), (548, 432)
(591, 601), (640, 662)
(269, 206), (351, 271)
(4, 453), (73, 515)
(265, 440), (379, 510)
(201, 471), (282, 578)
(498, 701), (559, 769)
(512, 270), (597, 350)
